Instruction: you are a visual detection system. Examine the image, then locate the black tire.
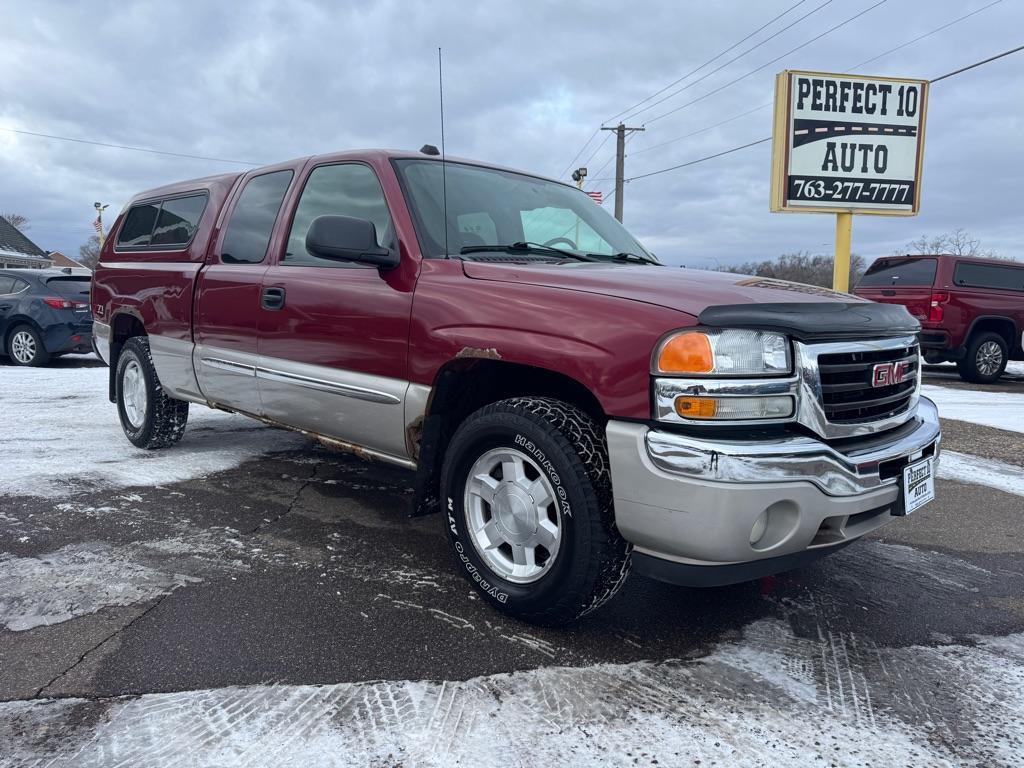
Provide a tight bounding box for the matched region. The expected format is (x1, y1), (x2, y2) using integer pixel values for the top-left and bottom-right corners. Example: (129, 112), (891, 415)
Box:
(441, 397), (631, 625)
(957, 331), (1008, 384)
(115, 336), (189, 449)
(6, 324), (50, 367)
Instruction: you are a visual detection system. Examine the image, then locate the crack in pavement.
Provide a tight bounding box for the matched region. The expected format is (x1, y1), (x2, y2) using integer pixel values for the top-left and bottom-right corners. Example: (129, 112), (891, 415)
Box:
(32, 592), (172, 699)
(24, 466), (322, 701)
(245, 463), (320, 536)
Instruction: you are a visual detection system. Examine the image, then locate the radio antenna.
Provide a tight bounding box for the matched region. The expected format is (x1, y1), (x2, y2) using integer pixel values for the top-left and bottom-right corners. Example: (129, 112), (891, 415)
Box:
(438, 47), (450, 258)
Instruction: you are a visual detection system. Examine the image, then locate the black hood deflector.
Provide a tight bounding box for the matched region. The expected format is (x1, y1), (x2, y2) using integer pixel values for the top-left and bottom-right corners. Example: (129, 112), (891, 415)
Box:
(698, 302), (920, 342)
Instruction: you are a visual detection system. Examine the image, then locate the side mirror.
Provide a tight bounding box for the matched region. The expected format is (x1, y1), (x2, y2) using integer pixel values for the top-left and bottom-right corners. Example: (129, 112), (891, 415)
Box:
(305, 215), (399, 270)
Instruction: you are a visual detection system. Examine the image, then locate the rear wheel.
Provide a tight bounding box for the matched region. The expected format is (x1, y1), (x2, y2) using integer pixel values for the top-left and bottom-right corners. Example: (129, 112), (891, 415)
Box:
(7, 325), (49, 367)
(958, 331), (1007, 384)
(116, 336), (189, 448)
(441, 397), (631, 625)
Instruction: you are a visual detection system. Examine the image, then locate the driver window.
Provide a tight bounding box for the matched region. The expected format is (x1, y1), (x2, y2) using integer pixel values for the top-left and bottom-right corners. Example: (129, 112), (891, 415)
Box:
(520, 206), (613, 254)
(284, 163), (394, 267)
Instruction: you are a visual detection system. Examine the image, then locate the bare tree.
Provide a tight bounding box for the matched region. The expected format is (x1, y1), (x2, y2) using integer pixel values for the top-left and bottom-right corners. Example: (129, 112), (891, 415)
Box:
(897, 229), (1007, 259)
(1, 213), (29, 230)
(718, 251), (867, 290)
(78, 235), (101, 269)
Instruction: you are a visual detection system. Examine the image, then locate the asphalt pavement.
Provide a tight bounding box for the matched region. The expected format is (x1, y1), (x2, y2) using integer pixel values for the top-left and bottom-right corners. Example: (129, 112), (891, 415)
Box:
(1, 356), (1022, 766)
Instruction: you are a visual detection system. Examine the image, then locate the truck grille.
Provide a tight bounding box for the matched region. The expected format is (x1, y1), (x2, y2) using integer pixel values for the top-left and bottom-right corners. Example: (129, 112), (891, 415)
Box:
(817, 343), (918, 424)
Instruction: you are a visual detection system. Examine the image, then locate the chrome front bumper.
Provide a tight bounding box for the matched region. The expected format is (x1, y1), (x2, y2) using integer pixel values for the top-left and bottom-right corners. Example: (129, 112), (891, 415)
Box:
(646, 396), (940, 497)
(606, 397), (940, 578)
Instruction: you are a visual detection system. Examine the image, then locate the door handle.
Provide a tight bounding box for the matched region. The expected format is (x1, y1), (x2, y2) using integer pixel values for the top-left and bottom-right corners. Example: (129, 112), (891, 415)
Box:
(881, 289), (896, 296)
(261, 286), (286, 311)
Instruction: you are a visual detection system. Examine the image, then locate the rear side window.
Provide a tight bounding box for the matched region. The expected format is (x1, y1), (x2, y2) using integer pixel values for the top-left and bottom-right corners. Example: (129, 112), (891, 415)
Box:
(117, 203), (160, 247)
(953, 262), (1024, 291)
(150, 195), (208, 247)
(45, 277), (92, 299)
(0, 276), (15, 294)
(221, 171), (294, 264)
(858, 257), (937, 287)
(116, 194), (207, 249)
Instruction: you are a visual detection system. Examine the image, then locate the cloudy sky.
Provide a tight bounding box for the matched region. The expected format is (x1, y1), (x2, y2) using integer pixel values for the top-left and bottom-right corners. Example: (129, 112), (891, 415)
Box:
(1, 0), (1021, 266)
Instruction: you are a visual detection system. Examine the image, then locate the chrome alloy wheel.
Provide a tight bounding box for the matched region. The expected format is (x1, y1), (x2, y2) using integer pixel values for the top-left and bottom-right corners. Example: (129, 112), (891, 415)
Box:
(10, 330), (37, 364)
(976, 340), (1004, 377)
(464, 447), (562, 584)
(121, 359), (148, 428)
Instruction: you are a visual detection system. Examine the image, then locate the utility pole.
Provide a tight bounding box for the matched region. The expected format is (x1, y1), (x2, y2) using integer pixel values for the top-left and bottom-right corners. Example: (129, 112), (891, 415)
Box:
(601, 123), (644, 222)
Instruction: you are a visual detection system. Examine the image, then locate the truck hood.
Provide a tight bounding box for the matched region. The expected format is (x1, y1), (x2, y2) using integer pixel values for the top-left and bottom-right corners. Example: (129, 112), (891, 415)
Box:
(462, 261), (919, 340)
(462, 261), (858, 314)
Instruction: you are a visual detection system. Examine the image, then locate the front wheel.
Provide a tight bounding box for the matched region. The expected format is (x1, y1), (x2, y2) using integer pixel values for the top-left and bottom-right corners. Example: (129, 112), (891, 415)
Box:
(441, 397), (631, 625)
(958, 331), (1007, 384)
(116, 336), (189, 448)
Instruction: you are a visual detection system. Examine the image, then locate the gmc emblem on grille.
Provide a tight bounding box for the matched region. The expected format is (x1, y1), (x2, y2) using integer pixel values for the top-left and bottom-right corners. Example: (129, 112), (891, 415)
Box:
(872, 360), (910, 388)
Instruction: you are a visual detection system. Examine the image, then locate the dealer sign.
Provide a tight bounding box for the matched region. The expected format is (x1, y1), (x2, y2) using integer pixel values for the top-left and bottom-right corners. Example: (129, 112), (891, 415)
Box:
(770, 70), (928, 215)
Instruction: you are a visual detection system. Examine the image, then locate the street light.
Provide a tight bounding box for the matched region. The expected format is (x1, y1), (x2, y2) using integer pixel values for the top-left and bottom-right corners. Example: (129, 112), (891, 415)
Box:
(93, 201), (109, 246)
(571, 167), (587, 188)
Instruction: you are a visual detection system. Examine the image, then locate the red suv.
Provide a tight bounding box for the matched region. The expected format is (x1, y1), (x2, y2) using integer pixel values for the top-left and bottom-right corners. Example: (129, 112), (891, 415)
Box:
(855, 254), (1024, 383)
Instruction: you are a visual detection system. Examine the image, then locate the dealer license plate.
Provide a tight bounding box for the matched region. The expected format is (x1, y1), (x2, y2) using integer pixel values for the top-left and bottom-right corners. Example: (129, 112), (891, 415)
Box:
(898, 457), (934, 516)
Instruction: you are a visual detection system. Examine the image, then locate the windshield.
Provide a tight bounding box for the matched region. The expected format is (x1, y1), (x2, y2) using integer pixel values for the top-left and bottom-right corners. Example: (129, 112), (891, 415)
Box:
(393, 159), (653, 262)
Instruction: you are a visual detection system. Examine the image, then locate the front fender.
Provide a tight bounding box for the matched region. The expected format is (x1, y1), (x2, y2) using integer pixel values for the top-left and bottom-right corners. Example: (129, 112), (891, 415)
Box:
(409, 262), (696, 419)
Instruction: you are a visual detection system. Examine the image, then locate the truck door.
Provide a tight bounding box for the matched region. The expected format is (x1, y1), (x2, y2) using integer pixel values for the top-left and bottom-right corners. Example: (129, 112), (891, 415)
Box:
(256, 161), (415, 462)
(194, 168), (295, 415)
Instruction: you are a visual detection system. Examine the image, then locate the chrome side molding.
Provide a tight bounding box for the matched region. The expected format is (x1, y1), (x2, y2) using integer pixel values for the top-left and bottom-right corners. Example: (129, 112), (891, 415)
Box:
(256, 366), (401, 405)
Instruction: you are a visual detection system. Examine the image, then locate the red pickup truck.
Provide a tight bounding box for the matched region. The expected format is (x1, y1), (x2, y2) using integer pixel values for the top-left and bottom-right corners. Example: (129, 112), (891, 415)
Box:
(854, 254), (1024, 383)
(92, 148), (941, 624)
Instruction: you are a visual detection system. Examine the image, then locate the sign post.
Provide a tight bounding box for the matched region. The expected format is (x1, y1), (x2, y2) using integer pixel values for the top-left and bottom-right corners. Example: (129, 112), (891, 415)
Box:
(770, 70), (929, 291)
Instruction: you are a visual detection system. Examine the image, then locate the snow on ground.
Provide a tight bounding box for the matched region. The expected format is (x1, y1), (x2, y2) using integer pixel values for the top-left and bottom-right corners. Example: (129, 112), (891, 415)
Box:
(1007, 361), (1024, 377)
(0, 363), (307, 497)
(939, 450), (1024, 498)
(0, 530), (257, 631)
(922, 383), (1024, 434)
(2, 617), (1021, 767)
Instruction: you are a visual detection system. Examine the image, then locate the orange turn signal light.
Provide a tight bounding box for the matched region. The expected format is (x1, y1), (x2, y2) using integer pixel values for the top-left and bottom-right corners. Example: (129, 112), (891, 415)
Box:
(658, 333), (714, 374)
(674, 396), (718, 419)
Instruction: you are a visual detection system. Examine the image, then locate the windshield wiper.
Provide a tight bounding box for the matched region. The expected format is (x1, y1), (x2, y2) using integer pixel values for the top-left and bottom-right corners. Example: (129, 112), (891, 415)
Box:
(606, 251), (660, 265)
(460, 242), (597, 262)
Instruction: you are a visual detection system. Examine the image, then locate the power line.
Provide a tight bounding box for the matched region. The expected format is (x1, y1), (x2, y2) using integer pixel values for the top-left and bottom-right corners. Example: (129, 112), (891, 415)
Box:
(629, 102), (772, 157)
(626, 0), (1002, 159)
(645, 0), (888, 124)
(0, 126), (260, 166)
(564, 0), (818, 179)
(930, 41), (1024, 83)
(626, 137), (772, 182)
(559, 127), (601, 180)
(618, 0), (835, 124)
(580, 130), (614, 171)
(586, 132), (639, 186)
(606, 0), (813, 123)
(848, 0), (1002, 70)
(623, 43), (1024, 183)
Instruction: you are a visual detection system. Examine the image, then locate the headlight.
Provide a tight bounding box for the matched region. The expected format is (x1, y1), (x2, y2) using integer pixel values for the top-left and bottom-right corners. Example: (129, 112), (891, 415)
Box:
(655, 329), (790, 376)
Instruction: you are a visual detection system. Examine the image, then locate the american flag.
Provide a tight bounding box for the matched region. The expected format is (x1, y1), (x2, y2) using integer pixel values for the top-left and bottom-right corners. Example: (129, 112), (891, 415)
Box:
(586, 190), (603, 205)
(92, 217), (102, 233)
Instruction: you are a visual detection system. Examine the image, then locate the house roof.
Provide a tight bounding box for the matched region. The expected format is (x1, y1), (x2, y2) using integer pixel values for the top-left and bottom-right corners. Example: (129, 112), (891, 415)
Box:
(0, 216), (47, 258)
(48, 250), (89, 270)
